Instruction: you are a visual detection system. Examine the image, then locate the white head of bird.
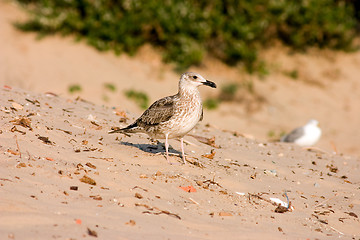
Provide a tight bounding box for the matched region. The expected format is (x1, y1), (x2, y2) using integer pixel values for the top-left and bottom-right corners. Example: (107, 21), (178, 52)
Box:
(179, 72), (217, 91)
(307, 119), (319, 127)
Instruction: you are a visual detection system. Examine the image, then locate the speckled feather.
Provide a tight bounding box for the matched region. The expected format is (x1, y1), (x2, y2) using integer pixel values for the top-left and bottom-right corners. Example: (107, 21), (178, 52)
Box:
(110, 73), (211, 139)
(109, 72), (216, 164)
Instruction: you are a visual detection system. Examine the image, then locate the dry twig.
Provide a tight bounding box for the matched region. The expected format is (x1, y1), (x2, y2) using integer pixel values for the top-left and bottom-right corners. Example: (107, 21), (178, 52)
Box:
(14, 135), (21, 159)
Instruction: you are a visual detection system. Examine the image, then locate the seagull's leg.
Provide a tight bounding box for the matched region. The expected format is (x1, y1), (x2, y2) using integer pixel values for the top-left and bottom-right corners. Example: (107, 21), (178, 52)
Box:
(165, 133), (171, 164)
(180, 137), (186, 164)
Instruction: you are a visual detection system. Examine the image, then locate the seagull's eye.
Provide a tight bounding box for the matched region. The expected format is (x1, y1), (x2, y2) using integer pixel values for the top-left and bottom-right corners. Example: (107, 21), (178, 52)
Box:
(192, 76), (198, 79)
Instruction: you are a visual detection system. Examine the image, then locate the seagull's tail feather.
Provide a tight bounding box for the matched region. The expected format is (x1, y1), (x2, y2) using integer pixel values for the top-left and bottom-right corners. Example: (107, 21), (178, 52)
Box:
(108, 122), (142, 135)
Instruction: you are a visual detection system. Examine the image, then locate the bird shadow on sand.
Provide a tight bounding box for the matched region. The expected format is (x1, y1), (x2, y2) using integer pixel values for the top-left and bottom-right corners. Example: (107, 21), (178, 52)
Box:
(120, 141), (182, 156)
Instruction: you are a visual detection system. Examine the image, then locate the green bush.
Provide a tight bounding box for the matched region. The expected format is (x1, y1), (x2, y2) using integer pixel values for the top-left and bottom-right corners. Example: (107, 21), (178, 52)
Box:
(68, 84), (82, 93)
(203, 98), (220, 110)
(104, 83), (116, 92)
(124, 89), (149, 110)
(219, 83), (239, 101)
(14, 0), (358, 72)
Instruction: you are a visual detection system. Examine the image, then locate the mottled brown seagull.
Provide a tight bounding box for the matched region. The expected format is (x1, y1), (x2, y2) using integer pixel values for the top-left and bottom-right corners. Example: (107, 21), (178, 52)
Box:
(109, 72), (216, 164)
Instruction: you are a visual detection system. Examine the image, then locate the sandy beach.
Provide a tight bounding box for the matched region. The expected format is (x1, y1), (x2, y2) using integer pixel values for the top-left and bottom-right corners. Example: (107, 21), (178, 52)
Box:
(0, 1), (359, 239)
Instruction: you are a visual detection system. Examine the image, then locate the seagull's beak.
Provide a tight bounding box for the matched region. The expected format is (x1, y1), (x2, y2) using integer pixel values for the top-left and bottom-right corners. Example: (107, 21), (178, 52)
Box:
(203, 80), (217, 88)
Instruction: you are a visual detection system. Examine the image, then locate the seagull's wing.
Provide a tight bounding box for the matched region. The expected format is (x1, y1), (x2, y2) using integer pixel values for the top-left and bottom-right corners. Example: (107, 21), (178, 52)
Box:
(281, 127), (304, 143)
(137, 95), (176, 126)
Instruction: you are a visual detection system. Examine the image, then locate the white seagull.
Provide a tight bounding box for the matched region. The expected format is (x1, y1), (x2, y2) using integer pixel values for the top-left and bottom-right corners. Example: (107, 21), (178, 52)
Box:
(281, 119), (322, 147)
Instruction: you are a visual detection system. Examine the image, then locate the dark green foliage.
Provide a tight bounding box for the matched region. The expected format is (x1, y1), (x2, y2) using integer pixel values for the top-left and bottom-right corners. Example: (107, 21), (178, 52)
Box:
(104, 83), (116, 92)
(284, 70), (299, 80)
(124, 89), (149, 110)
(68, 84), (82, 93)
(203, 98), (220, 110)
(219, 83), (239, 101)
(14, 0), (357, 72)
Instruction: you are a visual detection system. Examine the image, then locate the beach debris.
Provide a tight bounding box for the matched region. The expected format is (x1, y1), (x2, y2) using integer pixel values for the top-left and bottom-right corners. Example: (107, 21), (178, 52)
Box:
(311, 214), (344, 235)
(45, 157), (54, 161)
(44, 92), (58, 97)
(345, 212), (358, 218)
(248, 192), (270, 204)
(264, 169), (277, 177)
(188, 197), (199, 205)
(125, 220), (136, 226)
(75, 219), (82, 225)
(132, 186), (148, 192)
(179, 185), (197, 193)
(0, 106), (11, 113)
(219, 212), (233, 217)
(235, 192), (246, 196)
(0, 178), (13, 182)
(206, 136), (219, 148)
(87, 114), (96, 121)
(91, 120), (102, 130)
(88, 156), (113, 162)
(11, 102), (23, 110)
(248, 192), (293, 212)
(56, 128), (72, 135)
(90, 195), (102, 200)
(330, 141), (338, 154)
(196, 179), (223, 191)
(274, 205), (290, 213)
(271, 196), (288, 208)
(62, 108), (73, 113)
(87, 228), (98, 237)
(37, 136), (53, 145)
(135, 203), (181, 220)
(30, 195), (38, 200)
(10, 126), (26, 134)
(326, 164), (338, 173)
(188, 134), (219, 148)
(221, 129), (254, 139)
(202, 149), (215, 159)
(16, 162), (26, 168)
(80, 175), (96, 185)
(184, 157), (204, 167)
(314, 193), (338, 208)
(25, 98), (40, 106)
(115, 109), (129, 123)
(70, 186), (78, 191)
(270, 191), (294, 213)
(115, 109), (128, 117)
(7, 149), (20, 156)
(85, 162), (97, 169)
(135, 193), (143, 199)
(11, 117), (32, 130)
